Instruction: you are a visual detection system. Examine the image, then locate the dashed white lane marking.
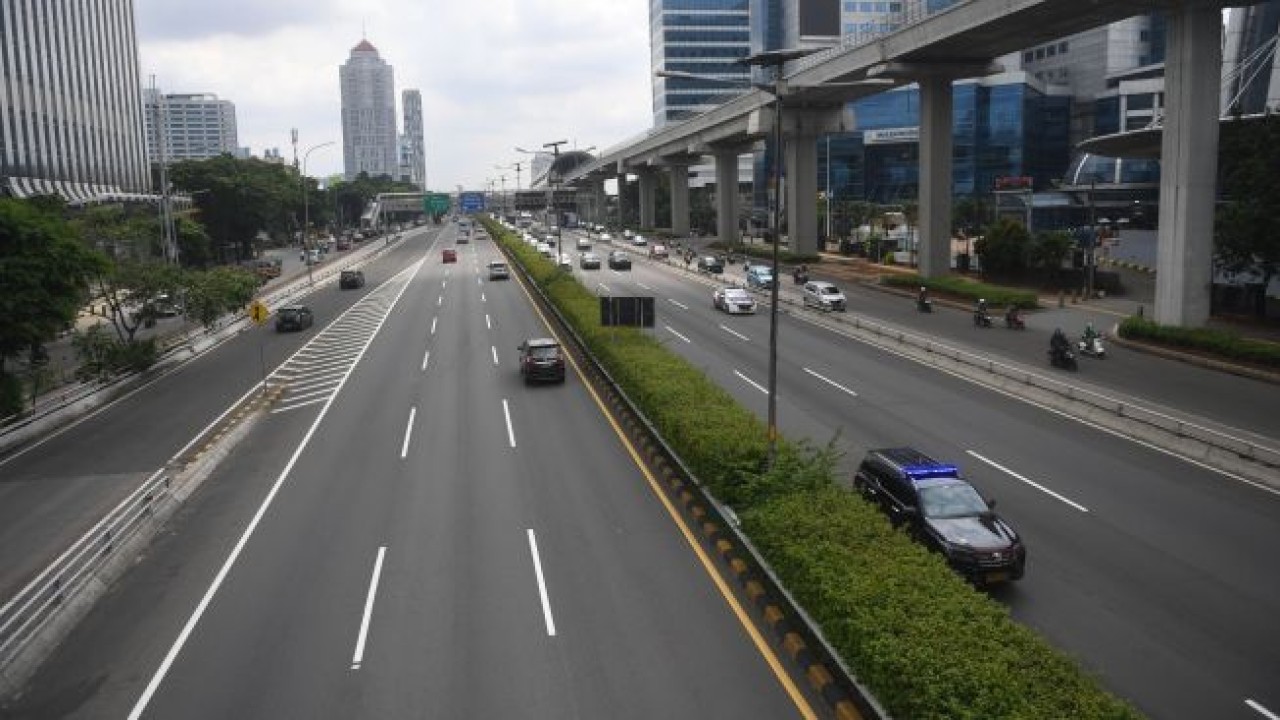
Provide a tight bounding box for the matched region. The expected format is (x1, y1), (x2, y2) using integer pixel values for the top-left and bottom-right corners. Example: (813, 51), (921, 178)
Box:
(430, 317), (437, 335)
(667, 298), (688, 310)
(527, 529), (557, 637)
(503, 399), (516, 448)
(664, 325), (691, 344)
(720, 325), (750, 342)
(802, 367), (858, 398)
(350, 546), (387, 670)
(400, 407), (416, 459)
(1247, 699), (1279, 720)
(967, 451), (1090, 513)
(735, 370), (768, 395)
(491, 346), (499, 366)
(421, 349), (430, 372)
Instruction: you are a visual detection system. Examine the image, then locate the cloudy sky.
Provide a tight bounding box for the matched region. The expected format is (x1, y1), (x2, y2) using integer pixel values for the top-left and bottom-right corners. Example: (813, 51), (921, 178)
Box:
(135, 0), (654, 191)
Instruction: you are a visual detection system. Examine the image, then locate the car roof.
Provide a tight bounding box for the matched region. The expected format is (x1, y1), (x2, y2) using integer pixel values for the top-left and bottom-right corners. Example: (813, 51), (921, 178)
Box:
(524, 338), (559, 348)
(280, 304), (309, 311)
(722, 287), (750, 295)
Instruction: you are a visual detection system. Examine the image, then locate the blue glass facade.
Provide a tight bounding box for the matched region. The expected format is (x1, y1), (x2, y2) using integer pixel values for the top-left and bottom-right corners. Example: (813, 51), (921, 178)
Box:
(651, 0), (751, 126)
(814, 81), (1072, 205)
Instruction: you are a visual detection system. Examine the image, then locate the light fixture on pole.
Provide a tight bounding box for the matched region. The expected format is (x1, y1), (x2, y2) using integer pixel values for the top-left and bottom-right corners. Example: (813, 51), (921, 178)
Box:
(301, 140), (335, 286)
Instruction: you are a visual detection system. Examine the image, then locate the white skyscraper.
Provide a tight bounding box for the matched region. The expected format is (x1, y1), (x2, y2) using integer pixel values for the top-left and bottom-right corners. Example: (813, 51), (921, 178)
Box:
(401, 89), (426, 189)
(144, 91), (239, 164)
(0, 0), (150, 201)
(339, 39), (398, 181)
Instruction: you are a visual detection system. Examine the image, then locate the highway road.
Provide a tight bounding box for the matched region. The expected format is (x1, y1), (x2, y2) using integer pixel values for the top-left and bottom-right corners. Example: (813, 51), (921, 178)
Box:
(566, 230), (1280, 720)
(3, 227), (816, 719)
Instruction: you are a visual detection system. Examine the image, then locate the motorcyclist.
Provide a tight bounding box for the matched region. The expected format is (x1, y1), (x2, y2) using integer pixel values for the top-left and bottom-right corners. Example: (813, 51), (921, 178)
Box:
(974, 298), (990, 324)
(1082, 321), (1100, 343)
(1005, 304), (1021, 324)
(794, 264), (809, 283)
(1050, 328), (1070, 356)
(918, 286), (929, 304)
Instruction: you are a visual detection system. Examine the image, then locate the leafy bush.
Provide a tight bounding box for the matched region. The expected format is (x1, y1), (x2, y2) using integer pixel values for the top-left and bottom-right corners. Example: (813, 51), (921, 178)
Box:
(0, 372), (22, 419)
(883, 273), (1040, 309)
(1119, 316), (1280, 369)
(72, 326), (159, 380)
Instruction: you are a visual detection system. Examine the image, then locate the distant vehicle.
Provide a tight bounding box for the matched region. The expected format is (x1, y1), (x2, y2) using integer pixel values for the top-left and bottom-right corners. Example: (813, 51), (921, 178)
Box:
(579, 252), (601, 270)
(518, 338), (566, 384)
(713, 287), (757, 314)
(697, 256), (724, 274)
(488, 261), (510, 280)
(335, 238), (351, 251)
(630, 234), (648, 247)
(607, 251), (632, 270)
(853, 448), (1025, 585)
(802, 281), (847, 311)
(557, 253), (573, 270)
(275, 304), (314, 332)
(339, 270), (365, 289)
(443, 248), (458, 263)
(745, 265), (776, 290)
(623, 229), (634, 239)
(536, 242), (553, 258)
(599, 232), (613, 242)
(576, 237), (592, 251)
(649, 244), (668, 259)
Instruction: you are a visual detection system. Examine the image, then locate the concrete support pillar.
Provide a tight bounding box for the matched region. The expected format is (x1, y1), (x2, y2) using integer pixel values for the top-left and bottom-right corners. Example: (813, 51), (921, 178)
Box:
(784, 132), (819, 255)
(1155, 3), (1220, 327)
(589, 177), (606, 226)
(638, 168), (657, 230)
(669, 165), (690, 237)
(918, 75), (953, 278)
(714, 151), (740, 247)
(614, 171), (629, 228)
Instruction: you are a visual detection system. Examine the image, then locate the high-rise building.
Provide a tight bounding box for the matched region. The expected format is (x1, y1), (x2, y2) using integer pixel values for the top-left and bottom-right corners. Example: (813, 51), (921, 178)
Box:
(1222, 2), (1280, 115)
(400, 89), (426, 189)
(0, 0), (150, 202)
(339, 39), (398, 181)
(144, 90), (239, 165)
(649, 0), (752, 127)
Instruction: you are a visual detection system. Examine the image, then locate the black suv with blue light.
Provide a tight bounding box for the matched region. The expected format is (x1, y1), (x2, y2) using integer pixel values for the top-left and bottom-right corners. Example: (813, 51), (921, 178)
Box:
(854, 448), (1025, 584)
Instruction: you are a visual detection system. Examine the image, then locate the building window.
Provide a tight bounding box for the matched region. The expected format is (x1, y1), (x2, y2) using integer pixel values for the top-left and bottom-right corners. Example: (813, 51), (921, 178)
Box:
(1035, 48), (1044, 60)
(1059, 41), (1068, 53)
(1024, 51), (1033, 63)
(1047, 45), (1056, 57)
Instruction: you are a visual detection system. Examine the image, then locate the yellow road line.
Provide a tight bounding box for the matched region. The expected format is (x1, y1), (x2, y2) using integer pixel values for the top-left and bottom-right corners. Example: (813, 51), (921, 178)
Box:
(508, 242), (818, 720)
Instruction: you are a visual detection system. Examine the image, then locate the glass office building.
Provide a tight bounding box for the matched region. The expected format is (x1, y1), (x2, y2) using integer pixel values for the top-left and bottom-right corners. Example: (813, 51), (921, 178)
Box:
(649, 0), (751, 127)
(818, 74), (1072, 206)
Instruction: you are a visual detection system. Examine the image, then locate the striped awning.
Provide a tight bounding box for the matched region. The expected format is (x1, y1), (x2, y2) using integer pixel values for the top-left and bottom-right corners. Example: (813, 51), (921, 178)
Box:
(3, 176), (158, 205)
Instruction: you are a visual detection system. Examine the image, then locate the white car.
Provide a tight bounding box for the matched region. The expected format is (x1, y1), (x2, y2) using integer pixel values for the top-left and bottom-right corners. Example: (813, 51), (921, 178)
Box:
(536, 242), (553, 258)
(557, 253), (573, 270)
(600, 232), (612, 242)
(802, 281), (847, 311)
(631, 234), (648, 247)
(713, 287), (757, 314)
(576, 237), (592, 251)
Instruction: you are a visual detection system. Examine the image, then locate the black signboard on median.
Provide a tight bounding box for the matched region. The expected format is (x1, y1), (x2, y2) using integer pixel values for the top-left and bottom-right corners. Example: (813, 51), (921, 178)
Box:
(600, 296), (655, 328)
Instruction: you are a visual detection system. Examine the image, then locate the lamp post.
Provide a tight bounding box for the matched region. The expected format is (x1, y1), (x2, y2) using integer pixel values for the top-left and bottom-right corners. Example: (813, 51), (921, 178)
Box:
(543, 140), (568, 254)
(301, 140), (335, 286)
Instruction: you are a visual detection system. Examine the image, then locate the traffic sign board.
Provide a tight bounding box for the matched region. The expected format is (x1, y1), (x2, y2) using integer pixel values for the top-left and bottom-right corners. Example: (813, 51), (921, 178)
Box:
(459, 191), (485, 212)
(249, 300), (270, 325)
(424, 193), (450, 214)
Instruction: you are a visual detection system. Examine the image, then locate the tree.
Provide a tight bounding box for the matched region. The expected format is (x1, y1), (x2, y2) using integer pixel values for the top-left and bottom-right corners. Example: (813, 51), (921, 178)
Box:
(1030, 230), (1074, 284)
(953, 196), (991, 236)
(169, 155), (303, 262)
(974, 217), (1031, 277)
(1215, 113), (1280, 312)
(183, 266), (260, 328)
(0, 199), (106, 415)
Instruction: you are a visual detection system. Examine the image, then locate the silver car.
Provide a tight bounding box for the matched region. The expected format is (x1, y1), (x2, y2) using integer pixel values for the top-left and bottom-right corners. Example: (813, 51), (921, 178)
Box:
(803, 281), (847, 311)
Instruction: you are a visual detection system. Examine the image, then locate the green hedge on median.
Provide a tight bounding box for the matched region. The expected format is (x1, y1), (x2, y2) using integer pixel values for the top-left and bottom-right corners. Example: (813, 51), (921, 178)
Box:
(882, 273), (1040, 310)
(485, 219), (1139, 720)
(1119, 316), (1280, 369)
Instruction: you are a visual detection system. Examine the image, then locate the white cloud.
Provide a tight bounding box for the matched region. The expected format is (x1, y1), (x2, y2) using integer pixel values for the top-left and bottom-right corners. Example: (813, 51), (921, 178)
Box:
(135, 0), (653, 189)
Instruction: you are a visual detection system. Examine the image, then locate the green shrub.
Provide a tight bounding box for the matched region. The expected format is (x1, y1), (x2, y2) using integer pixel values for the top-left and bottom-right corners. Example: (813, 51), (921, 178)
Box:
(883, 273), (1040, 310)
(0, 373), (23, 419)
(1119, 317), (1280, 368)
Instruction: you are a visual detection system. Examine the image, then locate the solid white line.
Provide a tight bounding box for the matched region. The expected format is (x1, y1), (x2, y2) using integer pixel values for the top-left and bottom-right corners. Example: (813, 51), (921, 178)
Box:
(503, 399), (516, 448)
(720, 324), (750, 342)
(1247, 699), (1280, 720)
(664, 325), (691, 344)
(350, 546), (387, 670)
(430, 317), (437, 335)
(526, 529), (556, 637)
(802, 367), (858, 398)
(735, 370), (769, 395)
(421, 349), (430, 372)
(637, 282), (653, 291)
(667, 298), (688, 310)
(491, 346), (499, 365)
(485, 314), (491, 330)
(126, 259), (425, 720)
(400, 407), (416, 459)
(966, 450), (1089, 513)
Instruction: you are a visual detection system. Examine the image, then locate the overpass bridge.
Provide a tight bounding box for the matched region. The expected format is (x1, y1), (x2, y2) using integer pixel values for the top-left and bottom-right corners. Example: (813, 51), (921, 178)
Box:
(565, 0), (1253, 326)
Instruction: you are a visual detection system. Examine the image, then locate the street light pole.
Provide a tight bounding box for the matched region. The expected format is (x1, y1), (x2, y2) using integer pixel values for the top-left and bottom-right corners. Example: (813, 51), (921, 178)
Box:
(543, 140), (568, 253)
(301, 140), (335, 286)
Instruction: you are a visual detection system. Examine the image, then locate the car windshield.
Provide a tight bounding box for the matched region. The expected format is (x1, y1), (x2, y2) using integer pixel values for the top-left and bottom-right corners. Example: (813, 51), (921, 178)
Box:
(528, 345), (560, 359)
(917, 482), (989, 519)
(821, 286), (840, 295)
(280, 308), (301, 319)
(725, 290), (750, 300)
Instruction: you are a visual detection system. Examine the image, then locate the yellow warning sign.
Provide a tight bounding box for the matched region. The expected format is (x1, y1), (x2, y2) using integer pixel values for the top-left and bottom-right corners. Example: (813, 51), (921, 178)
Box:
(249, 300), (270, 325)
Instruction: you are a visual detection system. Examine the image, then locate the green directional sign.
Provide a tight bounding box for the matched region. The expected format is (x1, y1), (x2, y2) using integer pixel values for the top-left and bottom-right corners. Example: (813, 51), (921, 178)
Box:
(424, 193), (450, 214)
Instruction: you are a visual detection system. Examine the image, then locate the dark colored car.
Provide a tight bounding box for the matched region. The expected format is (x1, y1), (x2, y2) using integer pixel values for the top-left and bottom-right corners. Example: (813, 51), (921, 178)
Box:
(518, 338), (566, 384)
(488, 261), (510, 280)
(339, 269), (365, 289)
(697, 256), (724, 274)
(275, 304), (314, 332)
(853, 448), (1025, 584)
(607, 251), (631, 270)
(443, 248), (458, 263)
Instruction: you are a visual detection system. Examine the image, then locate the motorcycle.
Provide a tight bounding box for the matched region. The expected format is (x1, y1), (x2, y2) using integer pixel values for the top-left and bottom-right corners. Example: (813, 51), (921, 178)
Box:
(916, 297), (933, 313)
(1049, 345), (1079, 371)
(973, 310), (993, 328)
(1004, 311), (1025, 330)
(792, 269), (809, 285)
(1078, 335), (1106, 359)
